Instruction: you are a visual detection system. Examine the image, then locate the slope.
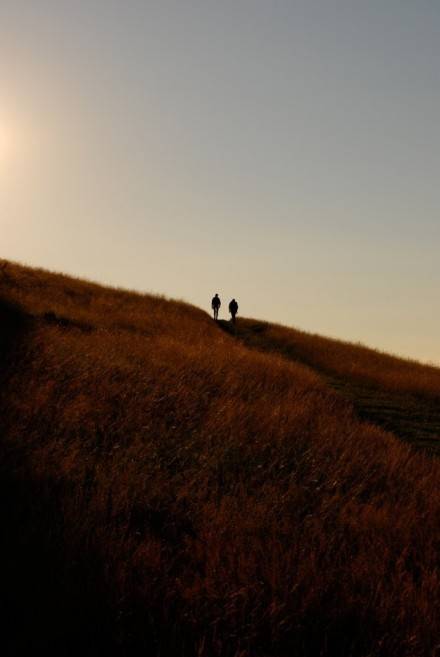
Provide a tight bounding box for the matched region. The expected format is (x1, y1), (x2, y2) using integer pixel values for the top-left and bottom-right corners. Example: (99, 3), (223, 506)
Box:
(220, 319), (440, 453)
(1, 260), (440, 657)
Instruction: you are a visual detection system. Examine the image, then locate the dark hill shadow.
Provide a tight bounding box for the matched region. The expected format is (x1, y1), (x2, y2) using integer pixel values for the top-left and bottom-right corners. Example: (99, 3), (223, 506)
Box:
(0, 299), (29, 365)
(0, 298), (114, 655)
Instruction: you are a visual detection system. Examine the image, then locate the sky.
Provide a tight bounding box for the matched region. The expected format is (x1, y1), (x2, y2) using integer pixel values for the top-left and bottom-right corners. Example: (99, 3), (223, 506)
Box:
(1, 0), (439, 363)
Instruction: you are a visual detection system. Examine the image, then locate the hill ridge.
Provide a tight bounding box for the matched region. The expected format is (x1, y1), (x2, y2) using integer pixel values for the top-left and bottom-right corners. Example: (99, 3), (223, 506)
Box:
(218, 319), (440, 453)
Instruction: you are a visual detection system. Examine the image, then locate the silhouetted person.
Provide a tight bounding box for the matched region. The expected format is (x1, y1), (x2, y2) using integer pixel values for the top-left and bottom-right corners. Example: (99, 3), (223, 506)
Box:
(211, 293), (221, 320)
(229, 298), (238, 324)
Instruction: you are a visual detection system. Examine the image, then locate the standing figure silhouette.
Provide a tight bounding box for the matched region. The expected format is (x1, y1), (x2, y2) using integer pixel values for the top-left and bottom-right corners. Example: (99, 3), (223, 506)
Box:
(211, 293), (221, 320)
(229, 298), (238, 324)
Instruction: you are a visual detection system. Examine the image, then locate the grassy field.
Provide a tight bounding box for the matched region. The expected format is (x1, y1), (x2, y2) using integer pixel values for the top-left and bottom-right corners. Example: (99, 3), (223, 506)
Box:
(1, 260), (440, 657)
(220, 319), (440, 453)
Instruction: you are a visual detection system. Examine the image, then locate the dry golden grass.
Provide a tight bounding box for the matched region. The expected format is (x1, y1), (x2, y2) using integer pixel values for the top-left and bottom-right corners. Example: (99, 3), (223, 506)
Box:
(1, 259), (440, 656)
(232, 318), (440, 400)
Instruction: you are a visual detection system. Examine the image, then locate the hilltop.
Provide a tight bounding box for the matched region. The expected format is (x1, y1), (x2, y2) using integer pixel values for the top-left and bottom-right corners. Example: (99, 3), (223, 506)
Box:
(1, 259), (440, 657)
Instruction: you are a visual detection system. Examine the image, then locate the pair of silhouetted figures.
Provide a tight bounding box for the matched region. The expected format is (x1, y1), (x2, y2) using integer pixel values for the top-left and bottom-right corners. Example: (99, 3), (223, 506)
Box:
(211, 294), (238, 324)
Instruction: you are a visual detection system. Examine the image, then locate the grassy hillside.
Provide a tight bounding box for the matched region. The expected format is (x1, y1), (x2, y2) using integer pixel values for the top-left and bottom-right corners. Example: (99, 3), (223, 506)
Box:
(220, 320), (440, 453)
(1, 260), (440, 657)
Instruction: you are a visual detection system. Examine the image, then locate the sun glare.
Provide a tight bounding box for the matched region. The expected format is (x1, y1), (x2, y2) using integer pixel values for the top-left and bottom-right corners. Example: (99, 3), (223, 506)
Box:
(0, 114), (29, 173)
(0, 119), (14, 167)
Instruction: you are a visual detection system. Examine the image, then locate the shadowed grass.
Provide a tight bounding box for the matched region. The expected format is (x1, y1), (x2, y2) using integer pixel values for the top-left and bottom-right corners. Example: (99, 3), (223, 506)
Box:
(1, 260), (440, 656)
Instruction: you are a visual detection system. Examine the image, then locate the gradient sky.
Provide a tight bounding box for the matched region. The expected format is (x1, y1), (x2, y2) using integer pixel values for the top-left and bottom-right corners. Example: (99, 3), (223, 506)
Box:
(1, 1), (439, 362)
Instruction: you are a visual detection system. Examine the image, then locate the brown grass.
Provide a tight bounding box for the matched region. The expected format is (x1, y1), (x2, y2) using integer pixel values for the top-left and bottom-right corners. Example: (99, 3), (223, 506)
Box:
(1, 259), (440, 657)
(229, 318), (440, 400)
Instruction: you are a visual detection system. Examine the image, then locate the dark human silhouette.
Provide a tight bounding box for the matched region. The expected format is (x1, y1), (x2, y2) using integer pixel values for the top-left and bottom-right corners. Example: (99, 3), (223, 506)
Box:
(229, 298), (238, 324)
(211, 293), (221, 320)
